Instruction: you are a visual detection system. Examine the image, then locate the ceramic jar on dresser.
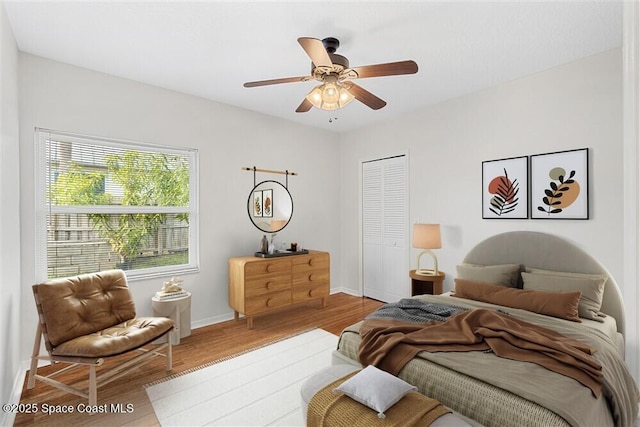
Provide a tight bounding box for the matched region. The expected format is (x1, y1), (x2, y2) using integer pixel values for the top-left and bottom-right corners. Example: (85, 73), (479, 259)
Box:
(228, 250), (330, 329)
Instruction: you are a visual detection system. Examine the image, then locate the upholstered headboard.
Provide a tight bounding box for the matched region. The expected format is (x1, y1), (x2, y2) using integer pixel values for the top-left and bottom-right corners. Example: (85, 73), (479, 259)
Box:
(462, 231), (625, 336)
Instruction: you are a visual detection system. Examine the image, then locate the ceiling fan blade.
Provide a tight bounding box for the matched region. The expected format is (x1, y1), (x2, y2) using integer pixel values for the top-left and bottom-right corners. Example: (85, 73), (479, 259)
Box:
(295, 98), (313, 113)
(347, 83), (387, 110)
(351, 60), (418, 79)
(298, 37), (333, 68)
(243, 76), (309, 88)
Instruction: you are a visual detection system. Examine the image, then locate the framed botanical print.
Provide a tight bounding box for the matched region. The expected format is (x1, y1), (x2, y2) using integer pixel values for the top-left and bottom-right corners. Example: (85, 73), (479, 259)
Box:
(252, 190), (263, 217)
(482, 156), (528, 219)
(262, 189), (273, 218)
(530, 148), (589, 219)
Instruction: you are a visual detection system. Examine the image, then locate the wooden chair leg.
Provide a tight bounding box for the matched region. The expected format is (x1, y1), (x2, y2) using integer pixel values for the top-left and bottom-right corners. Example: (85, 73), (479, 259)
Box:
(89, 365), (97, 406)
(27, 324), (43, 389)
(166, 337), (173, 371)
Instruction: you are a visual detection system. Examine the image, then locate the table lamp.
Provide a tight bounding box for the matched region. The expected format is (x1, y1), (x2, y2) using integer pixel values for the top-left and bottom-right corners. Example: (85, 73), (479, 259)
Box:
(413, 223), (441, 276)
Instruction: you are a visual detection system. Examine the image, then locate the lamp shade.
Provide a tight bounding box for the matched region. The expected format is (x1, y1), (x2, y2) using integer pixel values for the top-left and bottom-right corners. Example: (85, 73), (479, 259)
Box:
(412, 224), (441, 249)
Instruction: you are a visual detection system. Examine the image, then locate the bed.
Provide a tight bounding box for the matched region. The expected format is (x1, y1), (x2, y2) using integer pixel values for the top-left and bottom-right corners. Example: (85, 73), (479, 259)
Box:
(333, 231), (639, 427)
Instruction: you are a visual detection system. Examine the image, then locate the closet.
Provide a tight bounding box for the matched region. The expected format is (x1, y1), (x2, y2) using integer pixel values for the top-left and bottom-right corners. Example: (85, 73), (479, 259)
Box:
(362, 155), (408, 302)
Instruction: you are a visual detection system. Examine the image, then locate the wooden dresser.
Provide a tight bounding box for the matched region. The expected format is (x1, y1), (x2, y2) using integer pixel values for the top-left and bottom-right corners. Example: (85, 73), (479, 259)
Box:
(228, 250), (330, 329)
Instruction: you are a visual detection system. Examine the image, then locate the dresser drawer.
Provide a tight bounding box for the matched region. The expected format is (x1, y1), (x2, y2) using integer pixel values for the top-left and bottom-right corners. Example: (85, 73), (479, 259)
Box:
(292, 270), (329, 287)
(245, 290), (291, 315)
(292, 253), (329, 273)
(245, 259), (291, 276)
(292, 283), (329, 303)
(245, 274), (290, 297)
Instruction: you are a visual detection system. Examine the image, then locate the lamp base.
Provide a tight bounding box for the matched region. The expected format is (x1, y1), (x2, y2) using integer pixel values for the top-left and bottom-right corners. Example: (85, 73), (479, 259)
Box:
(415, 268), (438, 276)
(416, 250), (439, 277)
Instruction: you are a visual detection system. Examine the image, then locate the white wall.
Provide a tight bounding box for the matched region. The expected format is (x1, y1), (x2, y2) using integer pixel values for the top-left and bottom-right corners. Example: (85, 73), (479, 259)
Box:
(18, 54), (341, 359)
(0, 3), (22, 423)
(339, 49), (631, 354)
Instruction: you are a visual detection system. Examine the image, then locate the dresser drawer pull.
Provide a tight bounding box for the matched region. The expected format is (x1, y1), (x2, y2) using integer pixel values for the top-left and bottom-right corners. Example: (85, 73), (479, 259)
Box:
(265, 281), (272, 290)
(308, 274), (315, 281)
(308, 289), (315, 297)
(266, 298), (273, 307)
(266, 264), (274, 273)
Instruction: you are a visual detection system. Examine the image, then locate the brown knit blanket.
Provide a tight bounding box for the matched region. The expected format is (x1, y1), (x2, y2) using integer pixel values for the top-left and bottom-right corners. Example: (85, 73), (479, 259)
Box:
(359, 308), (603, 397)
(307, 371), (451, 427)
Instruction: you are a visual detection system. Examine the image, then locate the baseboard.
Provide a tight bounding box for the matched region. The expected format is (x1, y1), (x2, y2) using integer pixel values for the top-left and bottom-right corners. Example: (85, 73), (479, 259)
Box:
(2, 363), (28, 427)
(330, 287), (362, 297)
(190, 312), (235, 330)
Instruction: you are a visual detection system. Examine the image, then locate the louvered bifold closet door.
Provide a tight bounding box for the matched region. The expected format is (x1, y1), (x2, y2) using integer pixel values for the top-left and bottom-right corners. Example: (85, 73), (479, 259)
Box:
(362, 155), (408, 302)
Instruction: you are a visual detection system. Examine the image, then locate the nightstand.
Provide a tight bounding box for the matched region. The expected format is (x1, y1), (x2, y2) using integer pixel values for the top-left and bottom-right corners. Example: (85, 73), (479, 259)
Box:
(409, 270), (445, 296)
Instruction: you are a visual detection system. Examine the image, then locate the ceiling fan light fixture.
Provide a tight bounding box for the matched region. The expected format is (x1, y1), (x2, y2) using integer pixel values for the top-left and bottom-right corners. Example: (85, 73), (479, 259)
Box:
(305, 82), (355, 111)
(339, 86), (355, 103)
(322, 82), (340, 104)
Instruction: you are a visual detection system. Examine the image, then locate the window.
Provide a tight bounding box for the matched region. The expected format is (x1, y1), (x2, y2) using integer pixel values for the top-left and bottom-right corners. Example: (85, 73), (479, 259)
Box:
(35, 129), (199, 281)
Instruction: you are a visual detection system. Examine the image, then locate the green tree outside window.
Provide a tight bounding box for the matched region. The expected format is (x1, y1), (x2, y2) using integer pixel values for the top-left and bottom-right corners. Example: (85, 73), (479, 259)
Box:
(50, 150), (189, 265)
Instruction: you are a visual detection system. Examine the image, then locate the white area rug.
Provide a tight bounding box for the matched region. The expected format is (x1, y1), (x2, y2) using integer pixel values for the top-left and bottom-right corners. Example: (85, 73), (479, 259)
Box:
(145, 328), (338, 426)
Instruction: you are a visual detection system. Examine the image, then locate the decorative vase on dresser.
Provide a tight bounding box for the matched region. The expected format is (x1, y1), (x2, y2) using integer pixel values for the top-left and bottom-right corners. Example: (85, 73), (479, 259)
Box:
(228, 250), (330, 329)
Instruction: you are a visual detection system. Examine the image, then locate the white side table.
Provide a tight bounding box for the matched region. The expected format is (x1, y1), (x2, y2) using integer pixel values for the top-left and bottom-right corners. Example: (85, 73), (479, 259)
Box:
(151, 292), (192, 345)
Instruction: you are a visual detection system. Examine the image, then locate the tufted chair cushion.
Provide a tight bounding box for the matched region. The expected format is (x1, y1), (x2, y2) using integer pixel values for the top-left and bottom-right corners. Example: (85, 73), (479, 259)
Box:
(52, 317), (174, 358)
(34, 269), (139, 349)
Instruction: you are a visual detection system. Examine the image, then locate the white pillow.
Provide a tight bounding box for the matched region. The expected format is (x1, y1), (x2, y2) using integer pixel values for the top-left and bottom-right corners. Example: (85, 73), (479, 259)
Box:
(333, 365), (417, 418)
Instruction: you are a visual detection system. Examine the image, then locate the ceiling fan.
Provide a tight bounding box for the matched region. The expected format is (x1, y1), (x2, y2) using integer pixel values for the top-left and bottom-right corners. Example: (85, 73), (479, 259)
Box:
(243, 37), (418, 113)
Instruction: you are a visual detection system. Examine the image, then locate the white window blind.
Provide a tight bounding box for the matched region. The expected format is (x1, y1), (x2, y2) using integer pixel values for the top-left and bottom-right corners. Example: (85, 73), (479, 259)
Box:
(35, 128), (199, 281)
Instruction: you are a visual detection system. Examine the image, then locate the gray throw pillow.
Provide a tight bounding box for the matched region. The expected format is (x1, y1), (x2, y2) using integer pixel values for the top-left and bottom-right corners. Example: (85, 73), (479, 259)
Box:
(521, 269), (607, 322)
(456, 263), (521, 288)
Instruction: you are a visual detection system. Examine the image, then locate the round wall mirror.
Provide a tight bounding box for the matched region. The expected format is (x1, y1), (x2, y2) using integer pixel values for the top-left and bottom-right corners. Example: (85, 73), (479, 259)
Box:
(247, 180), (293, 233)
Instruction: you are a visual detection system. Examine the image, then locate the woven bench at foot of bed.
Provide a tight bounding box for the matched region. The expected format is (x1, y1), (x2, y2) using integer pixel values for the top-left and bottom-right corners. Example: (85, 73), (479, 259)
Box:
(301, 365), (471, 427)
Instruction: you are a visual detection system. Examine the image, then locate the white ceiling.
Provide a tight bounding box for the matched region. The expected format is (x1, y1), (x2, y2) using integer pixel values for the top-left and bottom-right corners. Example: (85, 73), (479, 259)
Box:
(3, 1), (623, 133)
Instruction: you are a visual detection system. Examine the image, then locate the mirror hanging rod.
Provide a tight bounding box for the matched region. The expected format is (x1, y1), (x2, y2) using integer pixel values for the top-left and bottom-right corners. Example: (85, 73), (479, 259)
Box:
(241, 166), (298, 176)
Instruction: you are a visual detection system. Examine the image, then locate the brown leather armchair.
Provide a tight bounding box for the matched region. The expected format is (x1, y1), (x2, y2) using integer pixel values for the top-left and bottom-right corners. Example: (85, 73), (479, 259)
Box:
(27, 269), (175, 405)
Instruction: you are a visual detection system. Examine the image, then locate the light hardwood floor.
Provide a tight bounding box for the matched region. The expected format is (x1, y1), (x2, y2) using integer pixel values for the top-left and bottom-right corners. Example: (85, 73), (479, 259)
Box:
(14, 293), (382, 427)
